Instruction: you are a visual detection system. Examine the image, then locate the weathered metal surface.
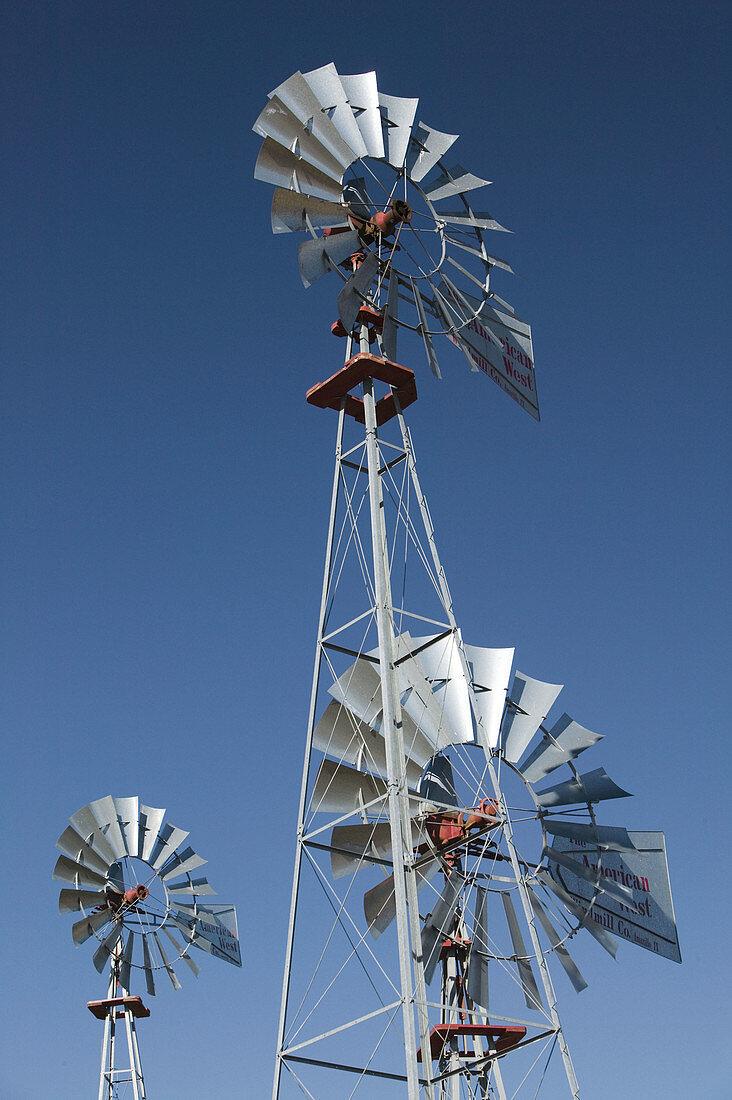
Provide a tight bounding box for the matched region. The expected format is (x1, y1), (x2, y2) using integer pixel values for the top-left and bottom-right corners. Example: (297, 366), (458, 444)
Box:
(270, 188), (349, 234)
(378, 92), (418, 168)
(463, 644), (514, 750)
(535, 767), (632, 807)
(407, 122), (458, 182)
(520, 715), (604, 784)
(501, 672), (563, 764)
(339, 71), (385, 158)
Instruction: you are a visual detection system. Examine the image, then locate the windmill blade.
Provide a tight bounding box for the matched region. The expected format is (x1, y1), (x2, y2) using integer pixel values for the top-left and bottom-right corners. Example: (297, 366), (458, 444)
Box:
(298, 230), (363, 288)
(436, 273), (491, 339)
(255, 138), (343, 203)
(166, 877), (217, 896)
(535, 767), (632, 808)
(528, 889), (588, 993)
(342, 176), (373, 221)
(500, 891), (544, 1011)
(159, 845), (207, 882)
(56, 827), (111, 877)
(59, 887), (110, 914)
(313, 698), (423, 787)
(72, 906), (113, 946)
(409, 632), (473, 747)
(381, 271), (399, 361)
(392, 633), (475, 751)
(464, 644), (514, 751)
(164, 927), (201, 978)
(543, 819), (638, 854)
(410, 278), (441, 378)
(446, 254), (490, 295)
(53, 854), (108, 890)
(171, 904), (241, 966)
(268, 69), (361, 171)
(149, 822), (190, 871)
(425, 166), (491, 203)
(444, 235), (515, 274)
(378, 92), (418, 168)
(500, 672), (563, 764)
(113, 796), (139, 857)
(543, 846), (635, 905)
(422, 871), (465, 983)
(364, 857), (440, 939)
(68, 800), (119, 865)
(139, 803), (166, 861)
(339, 71), (385, 159)
(466, 887), (490, 1011)
(536, 869), (619, 959)
(519, 715), (603, 784)
(253, 96), (346, 183)
(407, 122), (459, 183)
(437, 210), (511, 232)
(271, 188), (350, 234)
(419, 754), (458, 808)
(329, 820), (424, 879)
(337, 251), (379, 332)
(152, 931), (182, 991)
(142, 934), (156, 997)
(93, 924), (123, 974)
(311, 757), (391, 815)
(119, 927), (135, 992)
(81, 796), (128, 860)
(302, 63), (368, 160)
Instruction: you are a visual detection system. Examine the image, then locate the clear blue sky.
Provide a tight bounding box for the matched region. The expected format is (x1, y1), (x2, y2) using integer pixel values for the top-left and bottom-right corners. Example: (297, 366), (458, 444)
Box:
(2, 2), (730, 1097)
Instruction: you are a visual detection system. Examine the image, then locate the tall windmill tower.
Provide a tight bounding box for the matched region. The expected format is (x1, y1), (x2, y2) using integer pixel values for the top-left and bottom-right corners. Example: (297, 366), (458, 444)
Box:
(253, 65), (680, 1099)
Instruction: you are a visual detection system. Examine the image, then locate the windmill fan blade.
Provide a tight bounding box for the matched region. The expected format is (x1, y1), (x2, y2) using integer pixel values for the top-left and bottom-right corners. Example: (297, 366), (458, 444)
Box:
(149, 822), (190, 871)
(255, 138), (343, 203)
(72, 906), (113, 946)
(535, 767), (632, 807)
(408, 632), (473, 747)
(271, 188), (349, 234)
(313, 698), (423, 787)
(410, 278), (441, 378)
(464, 645), (514, 751)
(519, 715), (604, 784)
(164, 927), (201, 977)
(311, 757), (390, 815)
(536, 869), (619, 958)
(268, 70), (361, 171)
(339, 71), (385, 159)
(113, 796), (139, 857)
(543, 846), (635, 905)
(528, 890), (588, 993)
(501, 672), (563, 764)
(59, 887), (113, 914)
(302, 63), (368, 160)
(364, 858), (440, 939)
(253, 96), (345, 183)
(329, 820), (423, 879)
(298, 230), (363, 288)
(407, 122), (459, 183)
(419, 754), (458, 808)
(93, 924), (123, 973)
(437, 211), (511, 232)
(171, 904), (242, 966)
(425, 166), (491, 203)
(56, 827), (111, 876)
(139, 803), (166, 861)
(142, 933), (156, 997)
(67, 801), (118, 865)
(160, 845), (207, 882)
(119, 927), (135, 993)
(446, 254), (490, 295)
(337, 251), (379, 332)
(83, 796), (127, 860)
(444, 234), (516, 273)
(422, 871), (465, 984)
(53, 855), (108, 890)
(166, 877), (217, 896)
(378, 92), (418, 168)
(152, 932), (182, 991)
(381, 271), (399, 361)
(500, 892), (544, 1011)
(342, 177), (372, 221)
(543, 819), (638, 854)
(466, 887), (490, 1011)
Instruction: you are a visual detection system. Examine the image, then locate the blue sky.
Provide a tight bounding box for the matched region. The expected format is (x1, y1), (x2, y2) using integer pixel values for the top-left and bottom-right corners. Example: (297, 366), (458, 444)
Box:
(2, 2), (730, 1097)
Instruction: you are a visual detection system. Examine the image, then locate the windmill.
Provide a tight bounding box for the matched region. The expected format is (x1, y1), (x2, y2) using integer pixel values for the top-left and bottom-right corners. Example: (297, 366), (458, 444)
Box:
(54, 795), (241, 1099)
(253, 64), (680, 1099)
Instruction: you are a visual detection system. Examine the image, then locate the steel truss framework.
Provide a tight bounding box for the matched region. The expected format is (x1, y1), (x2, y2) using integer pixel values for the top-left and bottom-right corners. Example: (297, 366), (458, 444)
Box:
(273, 332), (582, 1100)
(93, 947), (149, 1100)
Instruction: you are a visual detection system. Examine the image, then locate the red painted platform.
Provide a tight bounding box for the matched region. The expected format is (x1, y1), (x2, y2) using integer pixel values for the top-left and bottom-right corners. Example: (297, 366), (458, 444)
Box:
(306, 352), (417, 426)
(87, 996), (151, 1020)
(417, 1023), (527, 1062)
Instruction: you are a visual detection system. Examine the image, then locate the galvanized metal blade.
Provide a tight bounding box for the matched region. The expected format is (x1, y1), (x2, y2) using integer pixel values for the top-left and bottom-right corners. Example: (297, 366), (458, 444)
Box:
(149, 822), (190, 871)
(311, 757), (390, 816)
(425, 166), (491, 203)
(519, 715), (604, 784)
(93, 923), (123, 974)
(437, 210), (511, 232)
(378, 92), (418, 168)
(543, 846), (635, 905)
(391, 633), (471, 753)
(163, 927), (201, 978)
(142, 934), (156, 997)
(364, 858), (440, 939)
(342, 176), (373, 221)
(83, 796), (128, 860)
(56, 827), (111, 876)
(422, 871), (465, 984)
(463, 644), (514, 751)
(528, 890), (588, 993)
(68, 800), (119, 865)
(339, 71), (385, 158)
(466, 887), (490, 1011)
(337, 251), (379, 332)
(112, 796), (139, 857)
(152, 931), (182, 991)
(53, 854), (108, 890)
(408, 632), (473, 746)
(381, 271), (399, 361)
(159, 845), (207, 883)
(543, 819), (637, 854)
(419, 754), (458, 808)
(138, 803), (166, 861)
(500, 891), (544, 1011)
(253, 96), (346, 182)
(119, 927), (135, 992)
(166, 877), (217, 896)
(410, 277), (441, 377)
(444, 235), (515, 273)
(302, 63), (368, 160)
(255, 137), (343, 203)
(313, 698), (422, 786)
(72, 906), (113, 946)
(59, 887), (109, 914)
(535, 767), (632, 808)
(298, 230), (363, 288)
(329, 820), (423, 879)
(171, 904), (241, 966)
(446, 254), (490, 295)
(268, 70), (361, 171)
(536, 869), (618, 958)
(407, 122), (459, 183)
(501, 673), (563, 764)
(437, 273), (490, 336)
(270, 188), (349, 234)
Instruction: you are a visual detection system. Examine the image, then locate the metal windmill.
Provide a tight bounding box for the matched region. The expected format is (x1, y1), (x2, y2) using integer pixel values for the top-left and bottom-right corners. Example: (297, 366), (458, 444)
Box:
(54, 795), (241, 1099)
(253, 64), (680, 1099)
